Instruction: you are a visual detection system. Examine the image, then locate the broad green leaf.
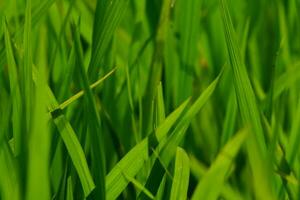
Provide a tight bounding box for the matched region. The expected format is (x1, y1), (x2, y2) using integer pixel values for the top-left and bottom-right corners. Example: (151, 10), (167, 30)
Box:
(170, 147), (190, 200)
(191, 129), (247, 200)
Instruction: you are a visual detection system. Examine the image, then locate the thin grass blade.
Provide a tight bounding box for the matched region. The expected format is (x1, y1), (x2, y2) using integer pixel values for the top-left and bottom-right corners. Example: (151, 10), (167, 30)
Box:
(191, 129), (247, 200)
(3, 20), (22, 155)
(106, 99), (189, 200)
(72, 23), (106, 199)
(170, 147), (190, 200)
(139, 71), (222, 199)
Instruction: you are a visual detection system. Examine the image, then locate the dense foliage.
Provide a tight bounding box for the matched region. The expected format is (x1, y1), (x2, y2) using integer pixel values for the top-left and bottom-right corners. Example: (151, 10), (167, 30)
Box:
(0, 0), (300, 199)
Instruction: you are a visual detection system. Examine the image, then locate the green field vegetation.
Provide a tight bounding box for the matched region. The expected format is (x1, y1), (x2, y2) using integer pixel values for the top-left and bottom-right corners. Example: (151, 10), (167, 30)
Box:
(0, 0), (300, 199)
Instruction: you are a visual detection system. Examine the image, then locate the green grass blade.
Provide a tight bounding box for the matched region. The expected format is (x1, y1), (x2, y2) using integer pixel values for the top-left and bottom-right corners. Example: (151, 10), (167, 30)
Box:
(52, 67), (116, 111)
(191, 129), (247, 200)
(22, 0), (33, 136)
(286, 98), (300, 166)
(126, 64), (140, 143)
(139, 71), (222, 199)
(0, 0), (56, 68)
(32, 67), (96, 197)
(170, 147), (190, 200)
(106, 139), (148, 200)
(220, 90), (237, 147)
(220, 0), (266, 153)
(155, 82), (166, 127)
(0, 15), (3, 37)
(106, 99), (189, 200)
(72, 23), (106, 199)
(66, 176), (74, 200)
(49, 111), (96, 197)
(0, 0), (298, 198)
(121, 171), (155, 200)
(0, 142), (20, 200)
(3, 20), (22, 155)
(88, 0), (129, 79)
(274, 63), (300, 99)
(220, 1), (275, 198)
(142, 0), (172, 135)
(31, 0), (56, 27)
(190, 155), (244, 200)
(175, 0), (201, 103)
(26, 61), (50, 200)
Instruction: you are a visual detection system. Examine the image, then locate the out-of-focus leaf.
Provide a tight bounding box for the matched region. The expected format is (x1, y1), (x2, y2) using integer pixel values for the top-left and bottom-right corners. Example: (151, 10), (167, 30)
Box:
(191, 129), (247, 200)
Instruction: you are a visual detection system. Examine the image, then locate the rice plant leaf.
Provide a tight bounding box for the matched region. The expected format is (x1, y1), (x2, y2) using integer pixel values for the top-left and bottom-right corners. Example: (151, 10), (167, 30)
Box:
(1, 0), (297, 198)
(72, 23), (106, 199)
(190, 155), (244, 200)
(3, 20), (22, 155)
(126, 65), (140, 142)
(88, 0), (129, 80)
(139, 71), (222, 199)
(170, 147), (190, 200)
(175, 0), (201, 103)
(155, 82), (166, 127)
(26, 60), (50, 200)
(143, 0), (171, 135)
(49, 110), (96, 197)
(32, 67), (95, 197)
(191, 129), (247, 200)
(66, 176), (74, 200)
(274, 63), (300, 98)
(286, 98), (300, 166)
(0, 15), (3, 38)
(220, 90), (237, 146)
(0, 142), (20, 200)
(22, 0), (34, 138)
(31, 0), (56, 27)
(53, 67), (116, 111)
(121, 170), (155, 200)
(106, 99), (189, 200)
(220, 0), (266, 152)
(0, 0), (56, 67)
(220, 1), (275, 199)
